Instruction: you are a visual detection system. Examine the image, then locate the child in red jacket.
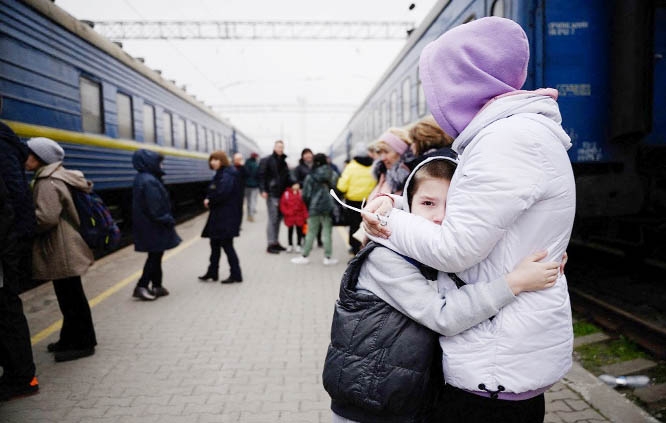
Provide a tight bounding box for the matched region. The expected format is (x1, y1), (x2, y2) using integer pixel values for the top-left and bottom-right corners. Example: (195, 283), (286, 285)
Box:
(279, 183), (308, 253)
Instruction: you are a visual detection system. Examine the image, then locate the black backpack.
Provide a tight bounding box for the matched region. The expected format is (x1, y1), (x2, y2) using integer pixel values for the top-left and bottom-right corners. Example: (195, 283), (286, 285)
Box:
(68, 187), (121, 251)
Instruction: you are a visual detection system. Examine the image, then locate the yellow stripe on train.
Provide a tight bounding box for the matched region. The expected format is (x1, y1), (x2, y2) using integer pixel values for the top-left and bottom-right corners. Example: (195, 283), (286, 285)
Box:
(1, 119), (209, 160)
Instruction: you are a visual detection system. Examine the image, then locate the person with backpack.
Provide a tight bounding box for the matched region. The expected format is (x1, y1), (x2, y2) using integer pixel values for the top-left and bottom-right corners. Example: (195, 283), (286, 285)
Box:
(131, 149), (182, 301)
(24, 137), (97, 363)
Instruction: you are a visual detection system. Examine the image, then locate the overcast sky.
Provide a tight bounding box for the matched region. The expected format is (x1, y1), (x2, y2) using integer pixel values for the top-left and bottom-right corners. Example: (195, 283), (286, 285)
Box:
(55, 0), (438, 163)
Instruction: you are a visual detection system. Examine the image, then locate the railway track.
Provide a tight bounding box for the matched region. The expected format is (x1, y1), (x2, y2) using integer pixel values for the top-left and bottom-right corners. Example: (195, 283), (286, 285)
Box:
(570, 287), (666, 359)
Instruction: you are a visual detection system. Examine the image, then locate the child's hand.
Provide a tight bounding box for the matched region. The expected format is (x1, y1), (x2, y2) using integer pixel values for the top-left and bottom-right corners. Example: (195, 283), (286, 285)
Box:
(361, 196), (393, 238)
(560, 252), (568, 275)
(203, 198), (210, 208)
(505, 251), (559, 295)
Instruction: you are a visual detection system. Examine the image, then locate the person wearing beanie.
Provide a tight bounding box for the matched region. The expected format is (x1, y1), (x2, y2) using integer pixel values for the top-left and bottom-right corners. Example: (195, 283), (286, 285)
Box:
(362, 17), (575, 422)
(24, 137), (97, 363)
(335, 143), (377, 254)
(367, 127), (412, 201)
(131, 149), (182, 300)
(0, 123), (39, 400)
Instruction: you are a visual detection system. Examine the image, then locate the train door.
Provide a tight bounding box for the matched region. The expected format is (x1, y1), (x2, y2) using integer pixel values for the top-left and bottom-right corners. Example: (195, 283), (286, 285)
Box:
(538, 0), (611, 164)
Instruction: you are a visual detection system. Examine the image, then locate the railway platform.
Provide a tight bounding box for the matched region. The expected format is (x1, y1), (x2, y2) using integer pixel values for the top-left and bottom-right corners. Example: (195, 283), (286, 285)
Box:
(0, 205), (658, 423)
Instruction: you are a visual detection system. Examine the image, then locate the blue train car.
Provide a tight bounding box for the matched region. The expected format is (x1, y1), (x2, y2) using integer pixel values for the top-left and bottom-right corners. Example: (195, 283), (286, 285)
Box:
(330, 0), (666, 262)
(0, 0), (260, 228)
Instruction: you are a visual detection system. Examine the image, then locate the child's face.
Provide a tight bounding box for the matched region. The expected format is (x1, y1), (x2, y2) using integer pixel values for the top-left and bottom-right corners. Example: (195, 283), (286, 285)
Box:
(410, 177), (450, 225)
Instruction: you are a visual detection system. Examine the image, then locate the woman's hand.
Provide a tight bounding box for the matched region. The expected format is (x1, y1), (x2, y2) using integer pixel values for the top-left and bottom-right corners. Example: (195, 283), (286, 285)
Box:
(505, 251), (560, 295)
(361, 196), (393, 238)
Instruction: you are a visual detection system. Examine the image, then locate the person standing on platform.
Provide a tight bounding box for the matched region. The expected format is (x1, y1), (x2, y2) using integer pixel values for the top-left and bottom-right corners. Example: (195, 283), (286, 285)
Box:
(243, 152), (260, 222)
(24, 137), (97, 362)
(198, 151), (243, 284)
(291, 153), (339, 266)
(363, 17), (575, 422)
(336, 143), (376, 255)
(293, 148), (313, 186)
(131, 149), (181, 301)
(0, 122), (39, 400)
(368, 128), (412, 200)
(259, 140), (292, 254)
(279, 183), (308, 253)
(232, 152), (247, 219)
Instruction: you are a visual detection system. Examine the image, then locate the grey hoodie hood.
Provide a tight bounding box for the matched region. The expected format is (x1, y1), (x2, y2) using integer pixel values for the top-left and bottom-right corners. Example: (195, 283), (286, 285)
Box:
(401, 153), (459, 214)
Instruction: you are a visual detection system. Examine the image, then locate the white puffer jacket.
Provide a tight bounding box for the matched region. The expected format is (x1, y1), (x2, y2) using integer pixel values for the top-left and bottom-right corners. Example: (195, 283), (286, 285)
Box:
(369, 91), (575, 394)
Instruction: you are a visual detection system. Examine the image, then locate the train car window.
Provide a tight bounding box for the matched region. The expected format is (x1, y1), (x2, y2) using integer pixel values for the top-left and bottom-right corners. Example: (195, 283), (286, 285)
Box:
(402, 78), (411, 124)
(490, 0), (504, 17)
(390, 91), (398, 126)
(417, 70), (427, 117)
(79, 77), (103, 134)
(143, 104), (156, 144)
(186, 120), (197, 150)
(202, 128), (209, 152)
(117, 92), (133, 140)
(162, 111), (173, 146)
(375, 107), (381, 134)
(382, 100), (388, 128)
(173, 116), (185, 148)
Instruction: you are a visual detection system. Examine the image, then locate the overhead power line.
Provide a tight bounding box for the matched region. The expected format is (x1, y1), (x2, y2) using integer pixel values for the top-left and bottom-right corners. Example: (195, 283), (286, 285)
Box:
(211, 103), (357, 114)
(90, 20), (415, 40)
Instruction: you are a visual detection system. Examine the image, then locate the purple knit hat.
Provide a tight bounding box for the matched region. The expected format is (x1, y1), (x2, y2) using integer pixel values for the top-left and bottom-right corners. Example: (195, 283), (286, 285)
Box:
(418, 17), (529, 139)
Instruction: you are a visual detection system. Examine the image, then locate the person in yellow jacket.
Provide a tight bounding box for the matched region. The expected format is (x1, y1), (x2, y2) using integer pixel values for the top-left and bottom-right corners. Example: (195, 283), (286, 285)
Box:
(336, 143), (377, 254)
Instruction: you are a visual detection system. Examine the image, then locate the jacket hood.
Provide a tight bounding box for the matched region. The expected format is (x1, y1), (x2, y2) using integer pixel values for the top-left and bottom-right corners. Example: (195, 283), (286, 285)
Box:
(37, 162), (92, 192)
(419, 17), (529, 139)
(452, 90), (572, 154)
(401, 150), (458, 214)
(312, 164), (332, 182)
(132, 149), (164, 176)
(353, 156), (374, 167)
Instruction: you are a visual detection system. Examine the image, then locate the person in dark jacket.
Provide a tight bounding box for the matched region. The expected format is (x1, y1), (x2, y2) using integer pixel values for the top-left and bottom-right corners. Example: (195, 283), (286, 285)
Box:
(258, 140), (292, 254)
(243, 152), (260, 222)
(0, 122), (39, 401)
(131, 149), (182, 301)
(292, 148), (313, 186)
(198, 151), (243, 283)
(290, 153), (339, 266)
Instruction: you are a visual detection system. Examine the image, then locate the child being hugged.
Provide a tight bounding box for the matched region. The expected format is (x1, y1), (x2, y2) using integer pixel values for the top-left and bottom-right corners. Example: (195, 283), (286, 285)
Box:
(279, 183), (308, 253)
(323, 152), (562, 423)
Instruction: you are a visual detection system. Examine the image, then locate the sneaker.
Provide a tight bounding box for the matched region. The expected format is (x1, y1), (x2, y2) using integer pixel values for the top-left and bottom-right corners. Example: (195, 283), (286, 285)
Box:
(133, 286), (156, 301)
(291, 256), (310, 264)
(323, 257), (339, 266)
(266, 246), (280, 254)
(151, 286), (170, 297)
(286, 245), (294, 253)
(54, 347), (95, 363)
(275, 244), (287, 251)
(294, 245), (302, 253)
(0, 376), (39, 401)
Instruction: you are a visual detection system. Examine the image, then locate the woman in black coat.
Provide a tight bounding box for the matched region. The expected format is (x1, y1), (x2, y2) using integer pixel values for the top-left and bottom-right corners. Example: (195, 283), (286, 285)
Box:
(132, 149), (182, 300)
(198, 151), (243, 283)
